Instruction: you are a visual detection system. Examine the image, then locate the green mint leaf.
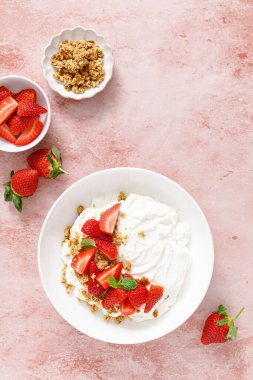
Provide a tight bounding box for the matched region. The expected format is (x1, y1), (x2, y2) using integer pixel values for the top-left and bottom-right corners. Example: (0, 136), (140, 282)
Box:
(227, 325), (238, 340)
(80, 238), (96, 250)
(218, 305), (227, 316)
(107, 276), (118, 288)
(118, 277), (138, 290)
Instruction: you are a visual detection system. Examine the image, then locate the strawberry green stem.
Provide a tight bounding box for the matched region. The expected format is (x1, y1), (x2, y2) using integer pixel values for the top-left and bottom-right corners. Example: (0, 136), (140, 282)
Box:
(233, 307), (245, 321)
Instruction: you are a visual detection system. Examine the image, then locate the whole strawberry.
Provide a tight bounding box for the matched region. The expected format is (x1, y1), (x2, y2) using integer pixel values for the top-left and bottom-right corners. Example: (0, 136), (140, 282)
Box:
(27, 146), (67, 179)
(4, 169), (39, 212)
(201, 305), (244, 345)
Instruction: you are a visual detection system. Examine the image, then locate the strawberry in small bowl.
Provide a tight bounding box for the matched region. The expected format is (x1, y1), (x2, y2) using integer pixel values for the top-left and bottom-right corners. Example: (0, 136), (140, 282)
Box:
(0, 75), (51, 153)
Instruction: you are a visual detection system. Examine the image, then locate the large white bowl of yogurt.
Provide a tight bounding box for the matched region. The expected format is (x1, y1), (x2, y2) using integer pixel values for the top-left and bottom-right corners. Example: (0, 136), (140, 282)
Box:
(38, 167), (214, 344)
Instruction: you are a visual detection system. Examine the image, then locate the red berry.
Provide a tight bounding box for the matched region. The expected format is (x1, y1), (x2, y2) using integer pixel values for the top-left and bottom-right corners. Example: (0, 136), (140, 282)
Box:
(9, 115), (37, 136)
(99, 203), (121, 235)
(102, 288), (128, 309)
(0, 86), (14, 101)
(88, 261), (104, 296)
(96, 262), (123, 289)
(120, 298), (135, 316)
(94, 238), (117, 260)
(0, 96), (18, 125)
(128, 283), (148, 308)
(81, 219), (112, 242)
(15, 119), (43, 146)
(15, 89), (36, 103)
(17, 100), (47, 117)
(71, 248), (96, 275)
(27, 146), (67, 179)
(0, 123), (16, 143)
(144, 285), (164, 313)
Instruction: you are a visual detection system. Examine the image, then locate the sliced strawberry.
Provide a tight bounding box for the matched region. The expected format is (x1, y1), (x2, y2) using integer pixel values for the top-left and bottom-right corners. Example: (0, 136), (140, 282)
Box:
(0, 86), (14, 101)
(102, 288), (128, 308)
(96, 262), (123, 289)
(88, 261), (104, 296)
(81, 219), (112, 242)
(71, 248), (96, 275)
(0, 123), (16, 143)
(94, 238), (117, 260)
(128, 283), (148, 308)
(120, 298), (136, 316)
(0, 96), (18, 125)
(15, 119), (43, 146)
(99, 203), (121, 235)
(9, 115), (37, 136)
(15, 89), (36, 103)
(144, 285), (164, 313)
(17, 100), (47, 117)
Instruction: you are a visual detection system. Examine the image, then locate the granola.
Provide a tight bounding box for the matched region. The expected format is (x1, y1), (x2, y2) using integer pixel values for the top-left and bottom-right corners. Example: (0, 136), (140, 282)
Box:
(51, 40), (105, 94)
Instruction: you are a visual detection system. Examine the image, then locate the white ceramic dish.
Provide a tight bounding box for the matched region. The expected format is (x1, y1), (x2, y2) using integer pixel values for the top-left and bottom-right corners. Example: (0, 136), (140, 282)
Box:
(42, 26), (114, 100)
(38, 168), (214, 344)
(0, 75), (51, 153)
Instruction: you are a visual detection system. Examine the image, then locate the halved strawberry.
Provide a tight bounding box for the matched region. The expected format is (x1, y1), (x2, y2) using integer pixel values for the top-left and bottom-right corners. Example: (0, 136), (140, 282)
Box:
(128, 283), (148, 308)
(120, 298), (136, 316)
(144, 285), (164, 313)
(0, 123), (16, 143)
(0, 86), (14, 101)
(99, 203), (121, 235)
(15, 89), (36, 103)
(15, 119), (43, 146)
(81, 219), (112, 242)
(96, 262), (123, 289)
(88, 261), (104, 296)
(17, 100), (47, 117)
(102, 288), (128, 308)
(94, 238), (117, 260)
(9, 115), (37, 136)
(71, 248), (96, 275)
(0, 96), (18, 125)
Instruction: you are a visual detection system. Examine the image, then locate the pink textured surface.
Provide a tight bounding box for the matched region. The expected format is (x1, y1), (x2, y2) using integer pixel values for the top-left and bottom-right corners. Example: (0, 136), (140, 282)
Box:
(0, 0), (252, 379)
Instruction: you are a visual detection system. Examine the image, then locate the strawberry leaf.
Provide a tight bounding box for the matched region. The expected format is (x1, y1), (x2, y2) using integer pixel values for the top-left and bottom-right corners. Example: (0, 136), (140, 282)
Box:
(118, 277), (138, 290)
(51, 146), (61, 161)
(218, 305), (227, 316)
(12, 193), (22, 212)
(4, 181), (12, 201)
(217, 317), (229, 326)
(227, 325), (238, 340)
(80, 238), (96, 250)
(107, 276), (118, 288)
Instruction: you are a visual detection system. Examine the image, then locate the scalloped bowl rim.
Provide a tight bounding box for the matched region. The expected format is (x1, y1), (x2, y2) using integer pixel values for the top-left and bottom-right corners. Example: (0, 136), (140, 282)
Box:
(41, 26), (114, 100)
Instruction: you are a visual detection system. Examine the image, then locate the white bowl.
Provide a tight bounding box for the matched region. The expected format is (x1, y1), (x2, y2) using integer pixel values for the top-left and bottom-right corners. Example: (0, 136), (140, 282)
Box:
(38, 168), (214, 344)
(0, 75), (51, 153)
(42, 26), (114, 100)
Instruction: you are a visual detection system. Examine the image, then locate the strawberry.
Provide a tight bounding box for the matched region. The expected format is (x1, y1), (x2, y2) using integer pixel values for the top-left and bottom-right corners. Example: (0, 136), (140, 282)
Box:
(144, 285), (164, 313)
(17, 100), (47, 117)
(99, 203), (121, 235)
(88, 261), (104, 296)
(15, 89), (36, 103)
(94, 238), (118, 260)
(128, 283), (148, 308)
(102, 287), (128, 308)
(15, 119), (43, 146)
(81, 219), (112, 242)
(71, 248), (96, 275)
(0, 86), (14, 101)
(120, 298), (136, 316)
(0, 96), (18, 124)
(8, 115), (37, 136)
(27, 146), (67, 179)
(96, 262), (123, 289)
(3, 169), (39, 212)
(0, 123), (16, 143)
(201, 305), (244, 345)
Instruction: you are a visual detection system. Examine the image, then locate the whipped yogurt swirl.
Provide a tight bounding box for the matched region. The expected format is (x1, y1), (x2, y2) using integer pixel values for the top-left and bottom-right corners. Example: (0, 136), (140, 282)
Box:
(61, 193), (191, 321)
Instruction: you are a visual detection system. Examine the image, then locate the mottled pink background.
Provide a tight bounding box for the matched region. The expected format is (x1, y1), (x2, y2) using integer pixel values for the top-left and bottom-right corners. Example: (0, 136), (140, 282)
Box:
(0, 0), (252, 379)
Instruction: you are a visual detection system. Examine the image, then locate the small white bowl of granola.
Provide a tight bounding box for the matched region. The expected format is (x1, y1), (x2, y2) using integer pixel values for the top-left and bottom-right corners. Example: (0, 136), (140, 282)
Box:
(42, 26), (114, 100)
(38, 168), (214, 344)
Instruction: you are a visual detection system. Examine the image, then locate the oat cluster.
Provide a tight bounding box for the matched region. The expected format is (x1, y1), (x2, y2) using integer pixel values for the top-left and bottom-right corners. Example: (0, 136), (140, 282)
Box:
(51, 40), (105, 94)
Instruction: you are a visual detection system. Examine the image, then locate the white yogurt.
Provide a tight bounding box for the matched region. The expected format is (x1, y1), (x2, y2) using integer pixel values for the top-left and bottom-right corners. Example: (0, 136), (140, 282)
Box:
(61, 193), (191, 321)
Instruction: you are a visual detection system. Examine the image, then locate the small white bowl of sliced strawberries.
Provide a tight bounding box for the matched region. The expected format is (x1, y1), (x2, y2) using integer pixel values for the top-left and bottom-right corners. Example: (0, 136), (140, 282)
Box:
(0, 75), (51, 152)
